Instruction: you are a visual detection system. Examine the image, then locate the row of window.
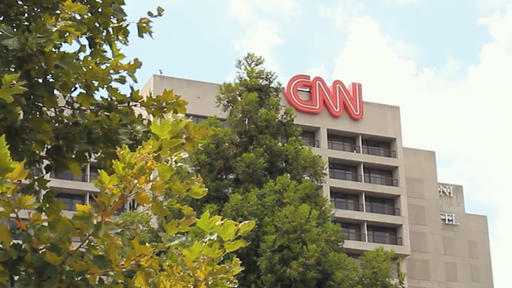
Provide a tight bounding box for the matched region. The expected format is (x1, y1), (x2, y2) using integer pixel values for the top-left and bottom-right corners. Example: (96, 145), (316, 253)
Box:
(301, 131), (396, 158)
(51, 164), (101, 183)
(329, 162), (398, 187)
(339, 222), (402, 246)
(55, 192), (137, 213)
(331, 191), (400, 216)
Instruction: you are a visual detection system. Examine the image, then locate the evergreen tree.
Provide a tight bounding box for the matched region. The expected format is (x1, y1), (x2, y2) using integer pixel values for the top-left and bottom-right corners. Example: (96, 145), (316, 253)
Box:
(359, 248), (405, 288)
(192, 54), (358, 287)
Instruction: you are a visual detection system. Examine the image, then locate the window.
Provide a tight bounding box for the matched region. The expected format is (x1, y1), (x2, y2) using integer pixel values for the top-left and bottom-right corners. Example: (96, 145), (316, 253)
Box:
(52, 169), (86, 182)
(187, 114), (208, 124)
(367, 226), (401, 245)
(55, 193), (85, 211)
(329, 163), (359, 181)
(362, 139), (395, 158)
(331, 192), (361, 211)
(339, 222), (362, 241)
(89, 164), (101, 181)
(300, 131), (318, 147)
(366, 197), (399, 215)
(328, 134), (357, 152)
(364, 168), (397, 186)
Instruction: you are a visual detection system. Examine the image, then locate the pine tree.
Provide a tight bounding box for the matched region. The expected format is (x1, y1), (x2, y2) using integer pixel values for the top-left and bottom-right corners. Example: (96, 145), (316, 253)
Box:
(192, 54), (359, 287)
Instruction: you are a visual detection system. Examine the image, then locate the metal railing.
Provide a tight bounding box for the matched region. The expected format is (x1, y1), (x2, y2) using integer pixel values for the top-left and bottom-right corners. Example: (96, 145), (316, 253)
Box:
(342, 231), (365, 241)
(302, 137), (320, 148)
(367, 233), (403, 245)
(361, 145), (396, 158)
(51, 170), (87, 182)
(364, 174), (398, 186)
(329, 170), (361, 182)
(328, 141), (358, 153)
(331, 199), (363, 211)
(365, 204), (401, 216)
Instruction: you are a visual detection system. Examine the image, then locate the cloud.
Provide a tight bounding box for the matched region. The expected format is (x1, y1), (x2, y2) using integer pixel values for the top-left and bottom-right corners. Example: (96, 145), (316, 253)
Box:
(318, 0), (364, 31)
(328, 5), (512, 288)
(228, 0), (301, 23)
(234, 20), (283, 68)
(385, 0), (422, 5)
(227, 0), (301, 77)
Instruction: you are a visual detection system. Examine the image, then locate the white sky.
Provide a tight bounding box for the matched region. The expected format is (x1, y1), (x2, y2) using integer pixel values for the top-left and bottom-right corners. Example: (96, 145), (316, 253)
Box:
(125, 1), (512, 287)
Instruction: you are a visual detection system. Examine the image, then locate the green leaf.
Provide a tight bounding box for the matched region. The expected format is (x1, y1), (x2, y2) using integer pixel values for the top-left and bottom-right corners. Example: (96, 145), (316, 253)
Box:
(62, 0), (88, 15)
(0, 73), (27, 103)
(182, 241), (202, 261)
(0, 24), (20, 49)
(0, 223), (12, 247)
(6, 160), (29, 181)
(225, 239), (248, 253)
(44, 251), (62, 265)
(157, 164), (175, 180)
(0, 135), (14, 176)
(237, 220), (255, 236)
(150, 119), (172, 139)
(16, 195), (37, 210)
(134, 271), (150, 288)
(217, 220), (237, 241)
(188, 185), (206, 199)
(137, 17), (152, 38)
(196, 211), (221, 233)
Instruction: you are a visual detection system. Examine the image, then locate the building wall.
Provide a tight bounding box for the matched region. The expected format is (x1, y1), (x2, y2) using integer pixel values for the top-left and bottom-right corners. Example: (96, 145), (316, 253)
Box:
(137, 74), (493, 287)
(404, 148), (493, 288)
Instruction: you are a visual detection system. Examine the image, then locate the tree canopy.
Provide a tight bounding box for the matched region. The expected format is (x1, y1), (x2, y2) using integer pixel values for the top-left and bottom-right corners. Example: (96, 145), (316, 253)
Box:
(0, 117), (254, 286)
(0, 1), (253, 286)
(192, 54), (405, 288)
(0, 0), (178, 180)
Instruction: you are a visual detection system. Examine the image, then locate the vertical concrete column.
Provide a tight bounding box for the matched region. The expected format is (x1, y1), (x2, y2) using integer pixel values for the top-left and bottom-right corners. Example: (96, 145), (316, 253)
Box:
(318, 128), (328, 150)
(86, 163), (90, 183)
(363, 221), (368, 242)
(361, 192), (366, 213)
(356, 134), (363, 154)
(358, 163), (364, 183)
(85, 192), (90, 205)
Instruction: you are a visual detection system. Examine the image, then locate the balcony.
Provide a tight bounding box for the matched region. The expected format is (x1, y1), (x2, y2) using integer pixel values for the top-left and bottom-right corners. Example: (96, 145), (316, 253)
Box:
(361, 140), (396, 158)
(55, 193), (85, 211)
(364, 168), (398, 187)
(331, 192), (362, 211)
(343, 231), (365, 242)
(330, 169), (361, 182)
(51, 163), (102, 183)
(301, 131), (319, 148)
(364, 174), (398, 186)
(328, 135), (358, 153)
(365, 197), (400, 216)
(367, 226), (402, 245)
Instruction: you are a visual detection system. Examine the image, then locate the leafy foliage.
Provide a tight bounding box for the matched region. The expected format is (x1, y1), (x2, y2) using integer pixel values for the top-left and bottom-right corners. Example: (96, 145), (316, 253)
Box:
(0, 117), (253, 287)
(0, 0), (175, 178)
(359, 247), (405, 288)
(191, 54), (346, 287)
(192, 54), (406, 287)
(0, 1), (254, 286)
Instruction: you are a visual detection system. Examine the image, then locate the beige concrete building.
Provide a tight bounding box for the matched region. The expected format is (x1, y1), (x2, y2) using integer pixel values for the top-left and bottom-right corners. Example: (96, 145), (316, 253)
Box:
(49, 74), (493, 287)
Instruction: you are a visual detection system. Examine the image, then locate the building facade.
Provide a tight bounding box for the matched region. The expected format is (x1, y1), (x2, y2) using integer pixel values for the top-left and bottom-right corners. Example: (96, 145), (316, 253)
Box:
(141, 75), (493, 287)
(49, 74), (493, 287)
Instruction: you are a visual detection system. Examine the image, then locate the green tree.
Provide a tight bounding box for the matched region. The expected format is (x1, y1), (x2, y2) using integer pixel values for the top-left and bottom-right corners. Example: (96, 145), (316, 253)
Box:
(193, 54), (406, 287)
(192, 54), (357, 287)
(0, 116), (254, 287)
(358, 247), (405, 288)
(0, 1), (255, 286)
(0, 0), (177, 181)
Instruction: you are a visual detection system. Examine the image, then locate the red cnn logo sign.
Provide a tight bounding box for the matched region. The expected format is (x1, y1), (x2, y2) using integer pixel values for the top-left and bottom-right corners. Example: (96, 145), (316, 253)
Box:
(284, 75), (364, 120)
